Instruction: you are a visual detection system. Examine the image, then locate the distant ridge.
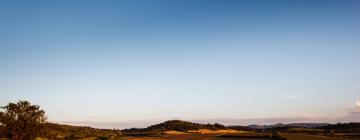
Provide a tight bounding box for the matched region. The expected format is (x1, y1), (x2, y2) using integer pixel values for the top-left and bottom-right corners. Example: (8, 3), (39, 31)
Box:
(147, 120), (226, 131)
(121, 120), (231, 136)
(247, 123), (329, 129)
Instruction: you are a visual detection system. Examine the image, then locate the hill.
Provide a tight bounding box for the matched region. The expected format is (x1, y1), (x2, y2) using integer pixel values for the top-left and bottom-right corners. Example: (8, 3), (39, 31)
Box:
(3, 120), (360, 139)
(121, 120), (230, 136)
(316, 122), (360, 132)
(248, 123), (329, 130)
(38, 123), (121, 139)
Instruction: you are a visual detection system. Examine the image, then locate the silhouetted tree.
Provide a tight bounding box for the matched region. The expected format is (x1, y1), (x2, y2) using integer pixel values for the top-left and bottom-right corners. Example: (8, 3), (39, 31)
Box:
(0, 100), (47, 140)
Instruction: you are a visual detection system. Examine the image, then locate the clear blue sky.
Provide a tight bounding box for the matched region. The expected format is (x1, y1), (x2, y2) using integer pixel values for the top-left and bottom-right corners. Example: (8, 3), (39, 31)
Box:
(1, 0), (360, 128)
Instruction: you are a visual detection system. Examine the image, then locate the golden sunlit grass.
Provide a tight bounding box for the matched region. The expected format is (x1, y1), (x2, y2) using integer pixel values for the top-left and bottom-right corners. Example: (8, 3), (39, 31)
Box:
(163, 131), (188, 135)
(125, 137), (166, 140)
(188, 129), (246, 134)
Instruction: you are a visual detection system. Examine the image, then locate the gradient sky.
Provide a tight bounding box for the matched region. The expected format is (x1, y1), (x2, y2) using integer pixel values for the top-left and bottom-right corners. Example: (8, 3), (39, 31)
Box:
(1, 0), (360, 128)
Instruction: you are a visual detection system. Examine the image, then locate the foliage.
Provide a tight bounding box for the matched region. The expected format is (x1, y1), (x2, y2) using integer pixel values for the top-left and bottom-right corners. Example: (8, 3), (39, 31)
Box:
(227, 125), (255, 131)
(147, 120), (226, 131)
(0, 100), (47, 140)
(121, 120), (230, 136)
(38, 123), (121, 139)
(317, 122), (360, 132)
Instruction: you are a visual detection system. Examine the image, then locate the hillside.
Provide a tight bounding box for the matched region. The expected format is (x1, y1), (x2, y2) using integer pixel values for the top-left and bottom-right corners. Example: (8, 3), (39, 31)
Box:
(316, 123), (360, 132)
(248, 123), (329, 129)
(147, 120), (227, 131)
(121, 120), (230, 136)
(2, 120), (360, 139)
(38, 123), (121, 139)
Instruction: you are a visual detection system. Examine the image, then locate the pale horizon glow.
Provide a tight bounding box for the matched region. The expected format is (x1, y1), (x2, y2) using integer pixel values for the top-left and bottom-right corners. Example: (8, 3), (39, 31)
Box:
(0, 0), (360, 129)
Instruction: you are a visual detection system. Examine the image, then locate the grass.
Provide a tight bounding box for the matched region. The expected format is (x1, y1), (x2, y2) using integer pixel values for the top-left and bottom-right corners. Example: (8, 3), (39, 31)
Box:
(279, 132), (353, 140)
(2, 129), (358, 140)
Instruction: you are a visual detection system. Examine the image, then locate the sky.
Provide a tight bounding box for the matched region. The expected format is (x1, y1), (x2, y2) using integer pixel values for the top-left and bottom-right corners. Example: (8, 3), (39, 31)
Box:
(0, 0), (360, 129)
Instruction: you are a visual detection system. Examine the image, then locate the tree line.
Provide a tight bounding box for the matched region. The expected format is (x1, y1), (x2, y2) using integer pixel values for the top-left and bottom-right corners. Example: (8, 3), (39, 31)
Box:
(1, 100), (360, 139)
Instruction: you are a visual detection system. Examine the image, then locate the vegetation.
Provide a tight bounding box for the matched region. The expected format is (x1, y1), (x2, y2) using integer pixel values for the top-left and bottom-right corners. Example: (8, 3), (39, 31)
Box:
(317, 123), (360, 132)
(38, 123), (121, 139)
(121, 120), (228, 136)
(148, 120), (226, 131)
(1, 101), (360, 140)
(227, 125), (255, 131)
(0, 101), (47, 140)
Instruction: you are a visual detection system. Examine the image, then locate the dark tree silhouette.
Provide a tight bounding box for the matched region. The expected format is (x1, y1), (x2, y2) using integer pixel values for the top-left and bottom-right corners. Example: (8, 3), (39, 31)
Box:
(0, 100), (47, 140)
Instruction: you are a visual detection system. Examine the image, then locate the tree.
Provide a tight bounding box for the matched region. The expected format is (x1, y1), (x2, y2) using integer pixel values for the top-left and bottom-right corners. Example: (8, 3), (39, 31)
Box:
(0, 100), (47, 140)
